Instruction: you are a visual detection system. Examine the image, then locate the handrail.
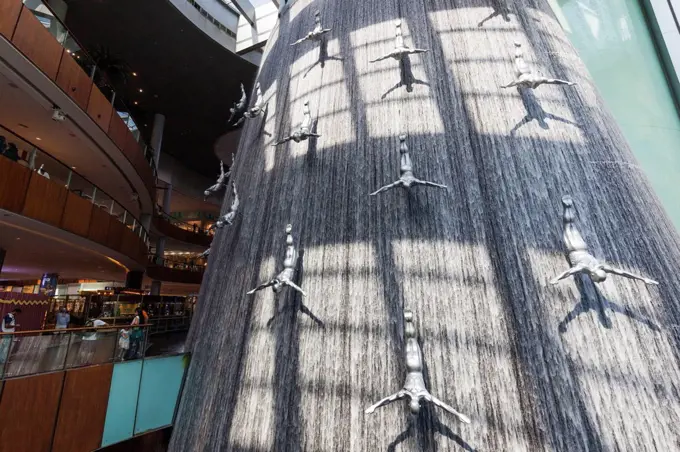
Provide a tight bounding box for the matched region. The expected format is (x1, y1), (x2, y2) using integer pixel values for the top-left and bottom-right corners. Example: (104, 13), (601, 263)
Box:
(0, 324), (152, 336)
(18, 0), (157, 177)
(156, 209), (214, 236)
(148, 254), (206, 272)
(0, 124), (150, 246)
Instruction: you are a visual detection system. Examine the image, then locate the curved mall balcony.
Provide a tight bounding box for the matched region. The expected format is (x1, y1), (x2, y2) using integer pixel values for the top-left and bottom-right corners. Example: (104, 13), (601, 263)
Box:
(0, 0), (156, 209)
(146, 255), (205, 285)
(0, 129), (149, 268)
(152, 211), (213, 247)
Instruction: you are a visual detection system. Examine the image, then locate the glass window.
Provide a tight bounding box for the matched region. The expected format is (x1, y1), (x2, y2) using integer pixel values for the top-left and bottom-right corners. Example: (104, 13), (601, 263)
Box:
(550, 0), (680, 229)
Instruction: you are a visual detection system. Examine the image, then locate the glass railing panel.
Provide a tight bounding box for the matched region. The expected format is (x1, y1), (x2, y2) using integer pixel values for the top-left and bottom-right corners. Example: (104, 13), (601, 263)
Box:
(62, 31), (96, 76)
(101, 359), (143, 447)
(2, 332), (70, 378)
(23, 0), (68, 45)
(64, 327), (117, 368)
(32, 150), (71, 187)
(133, 354), (188, 435)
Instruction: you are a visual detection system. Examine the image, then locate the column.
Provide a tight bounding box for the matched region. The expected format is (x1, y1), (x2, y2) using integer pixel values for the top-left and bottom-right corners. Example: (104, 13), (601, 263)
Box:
(150, 113), (165, 169)
(125, 271), (144, 290)
(170, 1), (680, 450)
(150, 280), (162, 296)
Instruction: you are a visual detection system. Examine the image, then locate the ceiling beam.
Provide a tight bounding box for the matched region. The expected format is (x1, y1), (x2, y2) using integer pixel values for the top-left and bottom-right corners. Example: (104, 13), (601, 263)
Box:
(231, 0), (256, 27)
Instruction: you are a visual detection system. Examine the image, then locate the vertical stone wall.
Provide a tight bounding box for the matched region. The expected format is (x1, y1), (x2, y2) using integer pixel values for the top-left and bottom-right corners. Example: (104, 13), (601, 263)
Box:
(171, 0), (680, 450)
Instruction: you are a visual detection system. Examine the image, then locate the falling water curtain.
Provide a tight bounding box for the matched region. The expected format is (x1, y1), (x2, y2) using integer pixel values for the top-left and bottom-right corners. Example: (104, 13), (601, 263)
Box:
(170, 0), (680, 450)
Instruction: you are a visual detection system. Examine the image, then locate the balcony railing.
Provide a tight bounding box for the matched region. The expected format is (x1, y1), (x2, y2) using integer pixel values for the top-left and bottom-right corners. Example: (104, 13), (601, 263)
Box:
(156, 208), (215, 236)
(148, 254), (206, 273)
(0, 324), (151, 380)
(0, 125), (150, 247)
(18, 0), (157, 177)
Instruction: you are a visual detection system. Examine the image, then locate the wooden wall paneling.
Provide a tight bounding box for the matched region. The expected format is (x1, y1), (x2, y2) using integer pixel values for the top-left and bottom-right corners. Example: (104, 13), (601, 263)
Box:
(0, 371), (64, 452)
(87, 86), (113, 131)
(0, 0), (22, 40)
(61, 191), (93, 237)
(88, 206), (111, 246)
(124, 131), (142, 163)
(0, 156), (31, 212)
(11, 7), (63, 80)
(21, 173), (68, 227)
(52, 364), (114, 452)
(108, 113), (128, 151)
(120, 226), (139, 260)
(56, 51), (93, 110)
(106, 217), (126, 252)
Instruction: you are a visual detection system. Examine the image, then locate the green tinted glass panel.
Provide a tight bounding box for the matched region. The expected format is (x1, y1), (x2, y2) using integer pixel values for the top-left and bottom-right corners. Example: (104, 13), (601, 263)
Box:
(549, 0), (680, 229)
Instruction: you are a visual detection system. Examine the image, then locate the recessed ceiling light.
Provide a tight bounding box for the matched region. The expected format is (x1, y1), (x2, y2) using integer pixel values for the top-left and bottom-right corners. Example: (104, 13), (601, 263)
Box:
(36, 137), (41, 140)
(134, 101), (138, 105)
(132, 72), (138, 76)
(15, 237), (20, 240)
(71, 166), (76, 169)
(139, 89), (143, 93)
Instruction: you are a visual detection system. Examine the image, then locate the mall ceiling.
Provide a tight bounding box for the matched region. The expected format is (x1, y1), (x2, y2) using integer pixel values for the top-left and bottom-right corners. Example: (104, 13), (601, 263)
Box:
(64, 0), (258, 176)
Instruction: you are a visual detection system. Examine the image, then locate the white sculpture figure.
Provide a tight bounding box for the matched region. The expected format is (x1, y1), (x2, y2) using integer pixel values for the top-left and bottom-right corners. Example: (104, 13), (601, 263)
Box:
(501, 42), (576, 89)
(371, 135), (447, 196)
(247, 224), (307, 297)
(550, 195), (659, 285)
(243, 83), (266, 119)
(370, 19), (428, 63)
(200, 247), (211, 259)
(204, 161), (229, 200)
(272, 101), (321, 146)
(210, 184), (239, 230)
(291, 11), (331, 46)
(366, 310), (471, 423)
(228, 83), (248, 126)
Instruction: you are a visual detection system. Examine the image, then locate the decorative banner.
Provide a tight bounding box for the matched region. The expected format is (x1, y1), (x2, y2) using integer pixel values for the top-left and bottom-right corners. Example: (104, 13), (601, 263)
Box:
(0, 293), (51, 330)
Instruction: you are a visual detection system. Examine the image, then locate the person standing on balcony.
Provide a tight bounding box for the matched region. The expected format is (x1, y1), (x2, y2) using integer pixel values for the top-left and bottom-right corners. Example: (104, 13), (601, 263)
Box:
(0, 308), (21, 365)
(55, 307), (70, 330)
(125, 308), (144, 360)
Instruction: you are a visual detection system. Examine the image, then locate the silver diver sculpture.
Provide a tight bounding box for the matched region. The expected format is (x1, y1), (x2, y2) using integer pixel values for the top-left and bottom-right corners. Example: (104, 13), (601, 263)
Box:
(272, 101), (320, 146)
(366, 310), (471, 423)
(247, 224), (307, 297)
(370, 19), (428, 63)
(244, 83), (266, 119)
(228, 83), (248, 126)
(210, 184), (239, 230)
(550, 195), (658, 285)
(501, 42), (576, 90)
(371, 135), (447, 196)
(291, 11), (331, 46)
(204, 160), (230, 200)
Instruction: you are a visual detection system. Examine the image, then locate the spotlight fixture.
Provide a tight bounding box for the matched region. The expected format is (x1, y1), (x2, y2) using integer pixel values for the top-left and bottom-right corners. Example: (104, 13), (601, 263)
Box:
(139, 88), (143, 93)
(132, 72), (138, 76)
(35, 137), (42, 141)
